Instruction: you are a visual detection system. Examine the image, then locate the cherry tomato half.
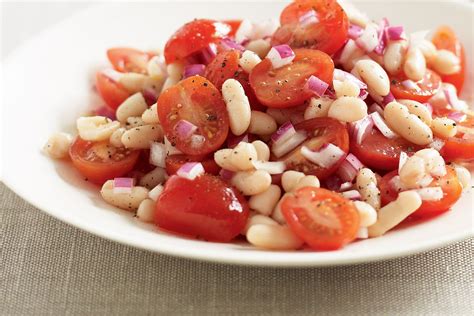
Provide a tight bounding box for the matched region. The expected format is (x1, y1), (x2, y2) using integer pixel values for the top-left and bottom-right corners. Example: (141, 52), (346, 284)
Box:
(107, 47), (151, 74)
(390, 70), (441, 103)
(155, 174), (250, 242)
(157, 76), (229, 156)
(250, 48), (334, 108)
(204, 50), (240, 90)
(69, 138), (140, 185)
(436, 110), (474, 162)
(165, 154), (221, 176)
(95, 71), (131, 110)
(281, 187), (360, 250)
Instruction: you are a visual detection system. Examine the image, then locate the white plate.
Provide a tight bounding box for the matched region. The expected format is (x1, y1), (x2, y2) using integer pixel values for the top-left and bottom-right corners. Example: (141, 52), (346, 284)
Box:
(2, 0), (473, 267)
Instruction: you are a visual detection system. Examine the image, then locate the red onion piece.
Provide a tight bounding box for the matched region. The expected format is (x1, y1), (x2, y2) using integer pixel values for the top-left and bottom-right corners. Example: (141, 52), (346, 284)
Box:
(252, 161), (286, 174)
(443, 88), (464, 111)
(150, 142), (166, 168)
(447, 111), (466, 123)
(324, 175), (344, 192)
(187, 44), (218, 65)
(359, 89), (369, 101)
(220, 37), (245, 52)
(175, 119), (198, 140)
(101, 69), (123, 82)
(271, 121), (296, 144)
(382, 92), (395, 106)
(272, 131), (307, 158)
(353, 115), (374, 145)
(219, 169), (235, 180)
(177, 162), (205, 180)
(227, 133), (249, 149)
(368, 103), (385, 116)
(95, 106), (116, 120)
(305, 75), (329, 97)
(337, 154), (363, 182)
(113, 178), (135, 194)
(267, 45), (295, 68)
(402, 80), (419, 90)
(299, 10), (319, 27)
(341, 190), (362, 200)
(370, 112), (398, 138)
(386, 26), (405, 41)
(339, 182), (354, 192)
(398, 151), (408, 174)
(356, 24), (379, 53)
(143, 88), (158, 106)
(301, 143), (346, 168)
(411, 187), (444, 201)
(333, 69), (368, 90)
(373, 18), (389, 55)
(183, 64), (206, 79)
(428, 138), (445, 152)
(348, 24), (363, 40)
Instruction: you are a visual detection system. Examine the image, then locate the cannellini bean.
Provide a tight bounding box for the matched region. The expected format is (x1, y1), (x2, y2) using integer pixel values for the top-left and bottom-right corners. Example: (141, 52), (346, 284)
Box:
(245, 39), (271, 59)
(222, 79), (251, 136)
(148, 184), (164, 201)
(147, 55), (165, 77)
(338, 0), (369, 27)
(354, 59), (390, 96)
(77, 116), (120, 142)
(403, 48), (426, 82)
(248, 111), (277, 135)
(43, 132), (73, 159)
(356, 168), (381, 210)
(121, 124), (163, 149)
(304, 97), (333, 119)
(384, 41), (407, 75)
(431, 117), (457, 138)
(242, 213), (279, 235)
(141, 103), (160, 125)
(231, 170), (272, 195)
(368, 191), (422, 237)
(109, 127), (126, 147)
(334, 80), (361, 98)
(384, 102), (433, 145)
(249, 185), (282, 216)
(417, 40), (437, 64)
(116, 93), (148, 123)
(162, 63), (184, 91)
(340, 41), (366, 70)
(126, 116), (145, 129)
(100, 180), (149, 211)
(118, 73), (148, 93)
(399, 156), (427, 189)
(230, 142), (258, 171)
(293, 175), (320, 191)
(247, 224), (304, 250)
(398, 99), (433, 125)
(239, 50), (262, 73)
(345, 53), (371, 72)
(281, 171), (305, 193)
(453, 164), (471, 189)
(252, 140), (270, 161)
(354, 201), (377, 227)
(139, 167), (167, 189)
(271, 193), (292, 224)
(415, 149), (446, 176)
(214, 148), (238, 171)
(328, 97), (367, 122)
(431, 50), (461, 75)
(136, 199), (156, 223)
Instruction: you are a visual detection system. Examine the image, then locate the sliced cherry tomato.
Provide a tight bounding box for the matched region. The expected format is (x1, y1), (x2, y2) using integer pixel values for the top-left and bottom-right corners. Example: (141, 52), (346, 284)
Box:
(432, 26), (466, 94)
(380, 167), (462, 219)
(107, 47), (151, 74)
(165, 154), (220, 175)
(157, 76), (229, 156)
(164, 19), (231, 64)
(250, 48), (334, 108)
(281, 187), (360, 250)
(271, 0), (349, 55)
(96, 72), (131, 110)
(204, 50), (240, 90)
(69, 138), (140, 185)
(233, 69), (267, 111)
(155, 174), (249, 242)
(435, 110), (474, 162)
(350, 129), (421, 171)
(390, 70), (441, 103)
(281, 118), (349, 181)
(223, 20), (242, 37)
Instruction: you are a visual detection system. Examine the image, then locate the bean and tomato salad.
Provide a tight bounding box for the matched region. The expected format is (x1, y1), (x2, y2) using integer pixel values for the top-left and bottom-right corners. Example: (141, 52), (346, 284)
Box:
(44, 0), (472, 251)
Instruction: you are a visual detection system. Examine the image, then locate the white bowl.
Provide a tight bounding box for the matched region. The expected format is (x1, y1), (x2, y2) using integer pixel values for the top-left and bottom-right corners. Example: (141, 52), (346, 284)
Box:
(2, 0), (473, 267)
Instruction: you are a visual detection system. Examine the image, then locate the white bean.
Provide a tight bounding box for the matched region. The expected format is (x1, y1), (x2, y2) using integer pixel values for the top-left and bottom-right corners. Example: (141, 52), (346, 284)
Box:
(340, 40), (366, 70)
(399, 155), (427, 189)
(109, 127), (126, 148)
(354, 59), (390, 96)
(239, 50), (262, 73)
(118, 73), (148, 93)
(230, 142), (258, 171)
(281, 171), (305, 193)
(248, 111), (277, 135)
(338, 0), (369, 27)
(126, 116), (145, 129)
(293, 175), (320, 191)
(116, 93), (148, 123)
(147, 55), (165, 77)
(417, 40), (437, 64)
(77, 116), (120, 142)
(136, 199), (156, 223)
(249, 185), (282, 216)
(231, 170), (272, 196)
(148, 184), (164, 201)
(141, 103), (160, 125)
(431, 49), (461, 75)
(328, 97), (367, 122)
(242, 213), (279, 235)
(304, 97), (333, 119)
(384, 102), (433, 145)
(214, 148), (238, 171)
(398, 99), (433, 125)
(356, 168), (381, 210)
(121, 124), (163, 149)
(384, 41), (407, 75)
(354, 201), (377, 227)
(415, 149), (446, 177)
(247, 224), (304, 250)
(245, 39), (271, 59)
(139, 167), (166, 189)
(431, 117), (457, 138)
(43, 132), (73, 159)
(100, 180), (149, 211)
(162, 62), (184, 91)
(334, 80), (361, 98)
(252, 140), (270, 161)
(222, 79), (251, 136)
(453, 164), (471, 189)
(403, 48), (426, 82)
(368, 191), (422, 237)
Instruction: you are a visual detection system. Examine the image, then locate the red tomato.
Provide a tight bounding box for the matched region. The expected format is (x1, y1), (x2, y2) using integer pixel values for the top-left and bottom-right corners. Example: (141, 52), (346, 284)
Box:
(281, 187), (360, 250)
(233, 69), (267, 111)
(380, 167), (462, 219)
(435, 110), (474, 162)
(69, 138), (140, 185)
(107, 47), (151, 74)
(164, 19), (231, 64)
(155, 174), (250, 242)
(350, 129), (421, 171)
(432, 26), (466, 94)
(390, 70), (441, 103)
(272, 0), (349, 55)
(223, 20), (242, 37)
(204, 50), (240, 90)
(165, 154), (221, 175)
(281, 118), (349, 181)
(95, 72), (131, 110)
(157, 76), (229, 156)
(250, 48), (334, 108)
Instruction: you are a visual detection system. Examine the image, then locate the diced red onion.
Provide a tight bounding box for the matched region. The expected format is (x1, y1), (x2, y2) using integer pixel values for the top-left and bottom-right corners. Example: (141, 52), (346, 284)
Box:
(324, 87), (336, 99)
(337, 154), (364, 182)
(324, 175), (344, 192)
(356, 227), (369, 239)
(272, 131), (307, 158)
(183, 64), (206, 79)
(148, 184), (164, 201)
(235, 19), (253, 44)
(252, 161), (286, 174)
(333, 69), (368, 90)
(188, 44), (218, 65)
(177, 162), (205, 180)
(149, 142), (166, 168)
(382, 92), (395, 106)
(389, 176), (403, 192)
(339, 39), (359, 64)
(402, 80), (419, 90)
(190, 134), (205, 148)
(175, 119), (198, 140)
(398, 152), (408, 174)
(368, 103), (385, 116)
(101, 69), (123, 82)
(386, 26), (405, 41)
(227, 134), (249, 149)
(301, 143), (346, 168)
(271, 121), (296, 145)
(266, 45), (296, 69)
(143, 88), (158, 106)
(355, 24), (379, 53)
(411, 187), (444, 201)
(95, 106), (116, 120)
(339, 182), (353, 192)
(220, 37), (245, 52)
(299, 10), (319, 27)
(359, 89), (369, 101)
(219, 169), (235, 180)
(373, 18), (389, 55)
(428, 138), (445, 152)
(341, 190), (362, 200)
(370, 112), (398, 138)
(113, 178), (135, 194)
(444, 88), (464, 111)
(305, 75), (329, 97)
(348, 24), (364, 40)
(447, 111), (467, 123)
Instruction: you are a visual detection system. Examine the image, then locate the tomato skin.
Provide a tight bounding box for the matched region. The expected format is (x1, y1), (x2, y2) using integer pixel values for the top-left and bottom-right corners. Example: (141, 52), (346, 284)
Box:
(250, 48), (334, 108)
(155, 174), (249, 242)
(157, 76), (229, 156)
(380, 168), (463, 219)
(96, 72), (131, 110)
(165, 154), (221, 176)
(223, 20), (242, 37)
(281, 187), (360, 250)
(204, 50), (240, 90)
(390, 70), (441, 103)
(107, 47), (151, 74)
(69, 138), (140, 185)
(432, 26), (466, 94)
(282, 118), (349, 181)
(164, 19), (231, 64)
